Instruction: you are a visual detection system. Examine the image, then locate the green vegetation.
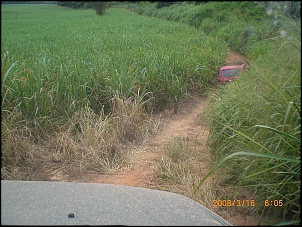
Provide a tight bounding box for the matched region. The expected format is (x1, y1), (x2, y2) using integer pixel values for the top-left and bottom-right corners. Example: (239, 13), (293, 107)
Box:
(1, 4), (224, 130)
(127, 1), (301, 223)
(57, 1), (107, 15)
(205, 7), (300, 223)
(1, 1), (300, 224)
(126, 1), (270, 54)
(202, 36), (300, 222)
(1, 4), (224, 180)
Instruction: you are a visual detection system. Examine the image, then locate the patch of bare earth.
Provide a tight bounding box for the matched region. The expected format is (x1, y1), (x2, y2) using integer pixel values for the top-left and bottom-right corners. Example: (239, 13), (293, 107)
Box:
(74, 94), (209, 187)
(225, 49), (250, 66)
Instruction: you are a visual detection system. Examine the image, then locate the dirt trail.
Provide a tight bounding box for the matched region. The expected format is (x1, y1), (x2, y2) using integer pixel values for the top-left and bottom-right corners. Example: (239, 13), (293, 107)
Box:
(77, 49), (250, 187)
(73, 50), (265, 225)
(225, 49), (250, 66)
(76, 95), (210, 187)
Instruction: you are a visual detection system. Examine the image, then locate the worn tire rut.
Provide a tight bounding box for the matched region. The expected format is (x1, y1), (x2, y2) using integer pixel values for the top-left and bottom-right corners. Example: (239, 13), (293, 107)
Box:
(75, 95), (210, 187)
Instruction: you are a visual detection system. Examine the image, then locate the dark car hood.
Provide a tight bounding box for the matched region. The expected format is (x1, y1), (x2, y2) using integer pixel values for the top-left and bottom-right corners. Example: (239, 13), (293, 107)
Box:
(1, 180), (231, 226)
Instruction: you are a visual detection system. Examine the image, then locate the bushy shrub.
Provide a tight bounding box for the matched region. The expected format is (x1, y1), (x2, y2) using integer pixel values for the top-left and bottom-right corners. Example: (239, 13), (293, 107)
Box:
(57, 1), (86, 9)
(155, 1), (177, 9)
(90, 2), (107, 15)
(198, 18), (222, 35)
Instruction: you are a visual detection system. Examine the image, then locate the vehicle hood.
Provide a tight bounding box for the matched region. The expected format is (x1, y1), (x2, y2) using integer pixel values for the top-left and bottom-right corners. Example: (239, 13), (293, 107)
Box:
(1, 180), (231, 226)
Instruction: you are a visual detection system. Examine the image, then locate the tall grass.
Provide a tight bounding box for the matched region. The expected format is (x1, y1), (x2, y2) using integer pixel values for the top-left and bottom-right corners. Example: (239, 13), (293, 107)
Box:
(202, 35), (300, 223)
(1, 91), (159, 181)
(1, 4), (225, 132)
(1, 4), (225, 180)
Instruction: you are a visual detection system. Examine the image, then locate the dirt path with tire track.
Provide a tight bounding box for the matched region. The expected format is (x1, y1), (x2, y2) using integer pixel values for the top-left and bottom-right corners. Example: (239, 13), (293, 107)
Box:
(75, 49), (250, 187)
(75, 94), (210, 188)
(73, 50), (266, 226)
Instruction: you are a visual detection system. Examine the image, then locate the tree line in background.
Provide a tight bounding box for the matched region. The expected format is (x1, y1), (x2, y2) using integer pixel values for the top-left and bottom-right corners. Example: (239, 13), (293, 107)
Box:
(1, 1), (300, 19)
(57, 1), (300, 19)
(1, 1), (57, 4)
(55, 1), (207, 12)
(57, 1), (107, 15)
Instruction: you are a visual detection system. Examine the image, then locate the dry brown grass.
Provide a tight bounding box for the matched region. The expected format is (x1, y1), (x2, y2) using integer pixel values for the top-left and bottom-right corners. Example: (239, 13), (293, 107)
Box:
(43, 107), (125, 181)
(153, 136), (263, 224)
(1, 94), (157, 181)
(110, 94), (155, 144)
(1, 119), (50, 180)
(155, 137), (221, 209)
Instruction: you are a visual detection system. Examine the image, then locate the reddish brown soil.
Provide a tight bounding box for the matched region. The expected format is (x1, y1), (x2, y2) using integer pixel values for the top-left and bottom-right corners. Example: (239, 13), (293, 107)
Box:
(75, 94), (210, 188)
(225, 49), (250, 66)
